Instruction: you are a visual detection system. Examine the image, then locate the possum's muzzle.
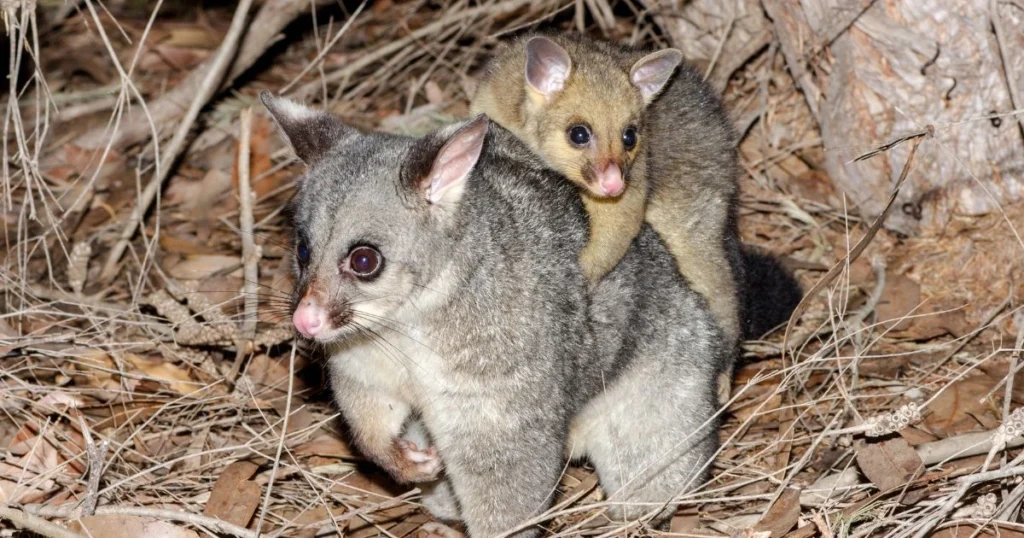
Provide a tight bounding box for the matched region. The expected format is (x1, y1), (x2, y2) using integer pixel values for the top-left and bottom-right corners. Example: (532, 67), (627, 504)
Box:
(582, 160), (626, 198)
(292, 293), (352, 341)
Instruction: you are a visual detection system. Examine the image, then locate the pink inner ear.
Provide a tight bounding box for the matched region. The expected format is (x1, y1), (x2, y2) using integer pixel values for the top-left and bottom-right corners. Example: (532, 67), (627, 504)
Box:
(631, 50), (682, 101)
(526, 37), (572, 97)
(427, 119), (488, 204)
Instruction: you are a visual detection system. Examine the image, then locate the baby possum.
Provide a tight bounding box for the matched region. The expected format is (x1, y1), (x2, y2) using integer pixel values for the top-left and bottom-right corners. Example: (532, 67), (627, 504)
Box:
(263, 94), (722, 535)
(471, 34), (742, 402)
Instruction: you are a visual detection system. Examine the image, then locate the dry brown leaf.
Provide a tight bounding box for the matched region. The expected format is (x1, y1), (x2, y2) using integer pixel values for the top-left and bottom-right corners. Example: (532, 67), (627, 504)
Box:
(165, 254), (241, 280)
(194, 275), (245, 315)
(0, 425), (60, 503)
(57, 145), (125, 186)
(274, 505), (343, 538)
(335, 471), (401, 501)
(264, 396), (315, 435)
(68, 348), (121, 392)
(87, 402), (164, 432)
(204, 460), (262, 528)
(295, 434), (355, 459)
(165, 168), (232, 212)
(979, 360), (1024, 406)
(247, 354), (309, 395)
(1, 415), (87, 502)
(788, 169), (839, 207)
(733, 393), (783, 423)
(924, 374), (999, 437)
(139, 45), (211, 72)
(125, 354), (200, 395)
(854, 436), (923, 494)
(69, 515), (200, 538)
(753, 488), (800, 537)
(670, 514), (702, 534)
(159, 233), (224, 255)
(875, 272), (921, 332)
(162, 27), (220, 48)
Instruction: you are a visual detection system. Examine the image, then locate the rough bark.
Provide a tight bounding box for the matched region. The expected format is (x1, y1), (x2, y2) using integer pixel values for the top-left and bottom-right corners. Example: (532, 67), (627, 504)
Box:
(764, 0), (1024, 235)
(642, 0), (772, 93)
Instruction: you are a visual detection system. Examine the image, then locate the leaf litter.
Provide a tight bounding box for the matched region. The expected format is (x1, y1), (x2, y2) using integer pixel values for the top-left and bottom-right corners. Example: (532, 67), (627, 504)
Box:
(0, 1), (1023, 537)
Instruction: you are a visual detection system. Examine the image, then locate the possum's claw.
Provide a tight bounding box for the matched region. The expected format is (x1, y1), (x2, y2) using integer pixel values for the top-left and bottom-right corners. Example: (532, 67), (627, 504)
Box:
(418, 522), (464, 538)
(390, 438), (442, 483)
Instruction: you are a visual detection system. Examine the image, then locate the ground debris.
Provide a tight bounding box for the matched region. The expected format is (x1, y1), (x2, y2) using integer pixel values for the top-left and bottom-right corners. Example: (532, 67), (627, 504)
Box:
(2, 0), (1023, 536)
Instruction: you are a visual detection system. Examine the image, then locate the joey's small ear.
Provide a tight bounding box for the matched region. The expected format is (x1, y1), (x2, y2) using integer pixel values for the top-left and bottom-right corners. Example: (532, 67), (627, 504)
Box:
(260, 91), (350, 165)
(630, 49), (682, 103)
(525, 36), (572, 99)
(422, 115), (489, 206)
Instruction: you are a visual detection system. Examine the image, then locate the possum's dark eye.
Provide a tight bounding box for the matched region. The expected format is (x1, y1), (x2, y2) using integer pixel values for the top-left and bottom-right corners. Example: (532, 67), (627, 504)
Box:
(296, 240), (310, 265)
(568, 125), (591, 147)
(622, 126), (637, 149)
(347, 246), (382, 279)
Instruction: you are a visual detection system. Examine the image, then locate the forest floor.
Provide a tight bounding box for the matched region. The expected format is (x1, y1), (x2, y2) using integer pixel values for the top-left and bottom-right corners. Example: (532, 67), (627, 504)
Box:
(1, 1), (1023, 537)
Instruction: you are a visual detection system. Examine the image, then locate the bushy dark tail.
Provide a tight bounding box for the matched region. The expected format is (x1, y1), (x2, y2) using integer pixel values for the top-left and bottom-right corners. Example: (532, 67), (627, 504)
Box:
(738, 246), (803, 340)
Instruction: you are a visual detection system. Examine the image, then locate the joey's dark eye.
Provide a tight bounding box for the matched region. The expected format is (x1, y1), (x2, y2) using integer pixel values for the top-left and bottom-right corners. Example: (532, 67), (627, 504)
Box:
(296, 241), (310, 265)
(347, 246), (382, 278)
(568, 125), (591, 147)
(622, 127), (638, 149)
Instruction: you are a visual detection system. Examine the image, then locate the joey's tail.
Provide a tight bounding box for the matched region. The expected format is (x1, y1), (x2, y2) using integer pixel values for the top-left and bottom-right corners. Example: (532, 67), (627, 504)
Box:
(738, 246), (803, 340)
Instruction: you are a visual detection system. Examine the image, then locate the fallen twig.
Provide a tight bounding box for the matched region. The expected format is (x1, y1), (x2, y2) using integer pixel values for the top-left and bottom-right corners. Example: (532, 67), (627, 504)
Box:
(77, 414), (108, 516)
(25, 505), (256, 538)
(229, 107), (261, 382)
(290, 0), (542, 102)
(991, 0), (1024, 138)
(0, 505), (83, 538)
(783, 132), (928, 359)
(253, 344), (298, 532)
(98, 0), (256, 280)
(73, 0), (335, 151)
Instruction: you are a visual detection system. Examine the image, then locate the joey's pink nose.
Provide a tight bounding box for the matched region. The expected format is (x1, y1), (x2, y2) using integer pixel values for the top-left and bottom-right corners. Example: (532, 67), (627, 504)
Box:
(293, 299), (328, 338)
(596, 163), (624, 197)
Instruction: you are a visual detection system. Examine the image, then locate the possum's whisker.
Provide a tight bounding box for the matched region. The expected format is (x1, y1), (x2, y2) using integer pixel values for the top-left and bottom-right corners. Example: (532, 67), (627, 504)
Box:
(351, 313), (439, 357)
(350, 321), (421, 375)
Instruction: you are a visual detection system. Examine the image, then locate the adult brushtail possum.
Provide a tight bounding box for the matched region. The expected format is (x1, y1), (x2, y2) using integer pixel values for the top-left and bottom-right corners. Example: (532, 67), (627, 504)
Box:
(263, 93), (722, 535)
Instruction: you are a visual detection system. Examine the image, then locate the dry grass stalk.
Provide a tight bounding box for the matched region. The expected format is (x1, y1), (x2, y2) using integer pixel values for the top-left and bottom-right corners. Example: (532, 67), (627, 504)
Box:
(98, 0), (256, 280)
(2, 1), (1024, 537)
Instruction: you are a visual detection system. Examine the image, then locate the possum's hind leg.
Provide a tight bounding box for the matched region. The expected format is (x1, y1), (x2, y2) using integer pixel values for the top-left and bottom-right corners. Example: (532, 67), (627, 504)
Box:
(424, 398), (566, 537)
(573, 369), (718, 526)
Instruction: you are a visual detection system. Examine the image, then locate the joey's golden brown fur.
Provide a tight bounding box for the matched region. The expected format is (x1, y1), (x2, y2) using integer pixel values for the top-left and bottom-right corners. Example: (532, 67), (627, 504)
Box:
(471, 34), (742, 403)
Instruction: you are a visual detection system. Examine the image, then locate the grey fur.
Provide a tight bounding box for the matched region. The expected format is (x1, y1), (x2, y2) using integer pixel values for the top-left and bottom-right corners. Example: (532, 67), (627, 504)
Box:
(573, 225), (722, 523)
(263, 92), (722, 536)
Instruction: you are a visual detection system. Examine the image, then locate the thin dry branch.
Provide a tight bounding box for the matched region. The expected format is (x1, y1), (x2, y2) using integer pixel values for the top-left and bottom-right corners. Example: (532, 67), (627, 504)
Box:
(991, 0), (1024, 138)
(0, 505), (84, 538)
(26, 505), (256, 538)
(73, 0), (336, 151)
(783, 132), (928, 356)
(290, 0), (546, 101)
(98, 0), (256, 280)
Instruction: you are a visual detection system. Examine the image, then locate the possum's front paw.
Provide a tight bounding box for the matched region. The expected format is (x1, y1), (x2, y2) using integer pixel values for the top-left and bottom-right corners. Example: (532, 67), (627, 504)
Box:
(388, 438), (442, 483)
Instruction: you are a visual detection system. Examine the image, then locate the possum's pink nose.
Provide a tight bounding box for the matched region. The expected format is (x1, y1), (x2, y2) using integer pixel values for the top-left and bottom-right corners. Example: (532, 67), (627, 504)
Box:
(596, 163), (624, 197)
(293, 298), (327, 338)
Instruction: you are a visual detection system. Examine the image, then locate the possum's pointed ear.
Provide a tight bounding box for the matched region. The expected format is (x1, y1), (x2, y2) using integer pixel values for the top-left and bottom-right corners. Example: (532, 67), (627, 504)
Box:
(525, 36), (572, 99)
(260, 91), (349, 165)
(630, 49), (682, 103)
(420, 115), (489, 207)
